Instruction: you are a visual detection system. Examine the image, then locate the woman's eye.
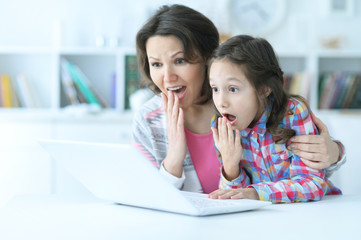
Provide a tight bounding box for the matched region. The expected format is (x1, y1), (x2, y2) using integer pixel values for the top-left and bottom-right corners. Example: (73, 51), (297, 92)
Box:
(151, 62), (162, 68)
(175, 58), (186, 64)
(229, 87), (238, 92)
(212, 87), (219, 92)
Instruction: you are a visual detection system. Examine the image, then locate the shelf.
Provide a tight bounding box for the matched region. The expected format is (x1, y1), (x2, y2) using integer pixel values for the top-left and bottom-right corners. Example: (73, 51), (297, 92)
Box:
(0, 46), (52, 54)
(0, 108), (134, 122)
(59, 47), (119, 55)
(0, 46), (360, 117)
(58, 47), (136, 55)
(315, 109), (361, 116)
(316, 49), (361, 58)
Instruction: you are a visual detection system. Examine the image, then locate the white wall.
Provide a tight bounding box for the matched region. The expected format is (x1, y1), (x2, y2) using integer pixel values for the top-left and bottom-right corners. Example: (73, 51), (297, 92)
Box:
(1, 0), (360, 50)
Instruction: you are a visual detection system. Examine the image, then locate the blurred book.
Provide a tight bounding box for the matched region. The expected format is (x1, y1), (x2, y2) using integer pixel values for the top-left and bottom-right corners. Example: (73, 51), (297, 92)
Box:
(319, 72), (361, 109)
(1, 74), (21, 108)
(110, 72), (116, 108)
(14, 74), (41, 108)
(61, 59), (109, 108)
(60, 60), (80, 105)
(124, 55), (141, 109)
(283, 72), (310, 99)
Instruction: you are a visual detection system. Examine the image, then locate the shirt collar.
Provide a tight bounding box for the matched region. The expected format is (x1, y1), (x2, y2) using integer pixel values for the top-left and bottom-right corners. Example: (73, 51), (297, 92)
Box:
(240, 104), (271, 138)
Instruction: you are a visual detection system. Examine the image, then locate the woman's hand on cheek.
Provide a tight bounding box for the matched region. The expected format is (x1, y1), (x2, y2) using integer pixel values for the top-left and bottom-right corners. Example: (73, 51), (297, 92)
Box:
(208, 188), (259, 200)
(211, 117), (242, 180)
(161, 92), (187, 176)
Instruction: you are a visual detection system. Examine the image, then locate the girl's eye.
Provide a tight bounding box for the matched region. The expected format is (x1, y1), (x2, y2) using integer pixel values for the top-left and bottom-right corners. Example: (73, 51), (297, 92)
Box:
(229, 87), (238, 92)
(175, 58), (186, 64)
(212, 87), (219, 93)
(151, 62), (162, 68)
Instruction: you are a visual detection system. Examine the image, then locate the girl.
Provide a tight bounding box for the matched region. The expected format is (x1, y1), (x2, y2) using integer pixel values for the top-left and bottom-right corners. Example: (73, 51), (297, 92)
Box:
(208, 35), (341, 202)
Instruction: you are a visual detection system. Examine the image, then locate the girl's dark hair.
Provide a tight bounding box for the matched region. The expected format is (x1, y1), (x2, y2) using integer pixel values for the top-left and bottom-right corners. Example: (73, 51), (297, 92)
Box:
(210, 35), (309, 143)
(136, 4), (219, 104)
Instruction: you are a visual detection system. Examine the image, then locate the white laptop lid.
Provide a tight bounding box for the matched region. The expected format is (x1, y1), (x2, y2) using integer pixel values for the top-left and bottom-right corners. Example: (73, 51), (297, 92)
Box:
(39, 139), (270, 216)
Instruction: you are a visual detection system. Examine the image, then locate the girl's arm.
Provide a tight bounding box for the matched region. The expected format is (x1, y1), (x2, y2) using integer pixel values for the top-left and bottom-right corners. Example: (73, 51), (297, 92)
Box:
(218, 166), (251, 189)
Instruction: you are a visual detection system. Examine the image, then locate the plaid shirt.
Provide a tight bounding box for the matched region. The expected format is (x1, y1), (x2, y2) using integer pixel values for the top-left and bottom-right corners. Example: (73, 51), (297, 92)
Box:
(212, 98), (342, 203)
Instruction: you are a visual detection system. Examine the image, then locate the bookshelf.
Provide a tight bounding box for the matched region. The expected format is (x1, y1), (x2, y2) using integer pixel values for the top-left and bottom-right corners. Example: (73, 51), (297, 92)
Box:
(276, 49), (361, 113)
(1, 47), (361, 114)
(0, 46), (137, 112)
(0, 49), (53, 109)
(1, 47), (361, 142)
(0, 46), (136, 145)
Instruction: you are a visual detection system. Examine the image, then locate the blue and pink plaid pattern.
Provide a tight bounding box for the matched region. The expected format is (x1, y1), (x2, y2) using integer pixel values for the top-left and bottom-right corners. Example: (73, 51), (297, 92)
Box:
(212, 98), (342, 203)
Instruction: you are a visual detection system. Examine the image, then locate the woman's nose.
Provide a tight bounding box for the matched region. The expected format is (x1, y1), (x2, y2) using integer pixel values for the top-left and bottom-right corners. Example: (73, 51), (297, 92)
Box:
(163, 65), (177, 82)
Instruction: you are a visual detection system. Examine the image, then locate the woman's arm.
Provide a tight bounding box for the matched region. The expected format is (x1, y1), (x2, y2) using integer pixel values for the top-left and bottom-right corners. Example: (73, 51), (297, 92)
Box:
(161, 92), (188, 178)
(132, 95), (187, 189)
(290, 113), (345, 170)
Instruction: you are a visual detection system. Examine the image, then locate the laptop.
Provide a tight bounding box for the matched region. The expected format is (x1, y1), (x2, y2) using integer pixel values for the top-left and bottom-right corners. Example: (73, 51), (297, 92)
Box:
(39, 139), (271, 216)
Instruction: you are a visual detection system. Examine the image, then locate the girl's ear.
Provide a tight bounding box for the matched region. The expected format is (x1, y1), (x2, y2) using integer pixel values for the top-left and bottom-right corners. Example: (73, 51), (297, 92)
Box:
(262, 86), (272, 97)
(266, 87), (272, 97)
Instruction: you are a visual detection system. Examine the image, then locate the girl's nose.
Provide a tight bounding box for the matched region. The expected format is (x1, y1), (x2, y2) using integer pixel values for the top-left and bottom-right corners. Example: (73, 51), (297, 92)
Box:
(219, 92), (229, 108)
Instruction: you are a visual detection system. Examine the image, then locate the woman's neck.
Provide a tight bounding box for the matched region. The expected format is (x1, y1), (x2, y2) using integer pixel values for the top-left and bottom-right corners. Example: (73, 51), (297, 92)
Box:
(183, 100), (216, 135)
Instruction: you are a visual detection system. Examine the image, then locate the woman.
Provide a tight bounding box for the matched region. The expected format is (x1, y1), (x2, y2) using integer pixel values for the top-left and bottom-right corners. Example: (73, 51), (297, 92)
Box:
(132, 4), (345, 194)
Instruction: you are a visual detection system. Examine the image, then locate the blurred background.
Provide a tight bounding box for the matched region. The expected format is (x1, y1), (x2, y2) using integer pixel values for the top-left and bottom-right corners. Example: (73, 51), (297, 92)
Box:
(0, 0), (360, 206)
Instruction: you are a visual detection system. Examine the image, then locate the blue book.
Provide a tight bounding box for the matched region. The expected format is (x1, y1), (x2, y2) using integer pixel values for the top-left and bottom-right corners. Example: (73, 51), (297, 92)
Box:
(65, 60), (101, 107)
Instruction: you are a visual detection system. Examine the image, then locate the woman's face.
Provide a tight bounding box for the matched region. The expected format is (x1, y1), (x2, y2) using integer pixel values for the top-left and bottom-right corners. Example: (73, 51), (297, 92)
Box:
(209, 59), (262, 131)
(146, 35), (206, 109)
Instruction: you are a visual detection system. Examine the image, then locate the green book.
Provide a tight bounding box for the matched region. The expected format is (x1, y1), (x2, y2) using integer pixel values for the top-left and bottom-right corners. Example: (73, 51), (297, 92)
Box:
(65, 60), (101, 107)
(124, 55), (141, 109)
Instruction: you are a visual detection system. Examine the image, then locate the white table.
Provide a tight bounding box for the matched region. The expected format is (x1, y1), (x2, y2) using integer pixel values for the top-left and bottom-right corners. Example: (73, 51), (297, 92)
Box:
(0, 194), (360, 240)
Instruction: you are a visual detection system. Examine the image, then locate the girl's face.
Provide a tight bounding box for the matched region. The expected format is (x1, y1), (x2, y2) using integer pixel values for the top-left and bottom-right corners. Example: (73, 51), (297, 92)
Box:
(146, 35), (206, 109)
(209, 59), (262, 131)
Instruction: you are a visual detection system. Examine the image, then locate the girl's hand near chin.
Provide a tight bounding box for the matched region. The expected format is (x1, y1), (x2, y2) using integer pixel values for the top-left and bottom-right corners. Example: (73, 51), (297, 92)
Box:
(211, 117), (242, 180)
(161, 92), (187, 177)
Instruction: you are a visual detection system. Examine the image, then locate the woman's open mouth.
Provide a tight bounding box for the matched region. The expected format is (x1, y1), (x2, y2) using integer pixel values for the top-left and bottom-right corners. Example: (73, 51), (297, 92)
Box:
(223, 113), (237, 125)
(167, 86), (187, 100)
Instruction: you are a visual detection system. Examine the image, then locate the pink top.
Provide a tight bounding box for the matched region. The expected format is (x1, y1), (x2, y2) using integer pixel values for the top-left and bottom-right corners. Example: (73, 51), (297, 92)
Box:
(184, 128), (220, 194)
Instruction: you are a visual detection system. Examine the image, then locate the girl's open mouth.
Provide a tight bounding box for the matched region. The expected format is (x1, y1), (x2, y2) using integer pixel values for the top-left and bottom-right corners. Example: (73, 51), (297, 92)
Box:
(167, 86), (187, 100)
(223, 113), (237, 125)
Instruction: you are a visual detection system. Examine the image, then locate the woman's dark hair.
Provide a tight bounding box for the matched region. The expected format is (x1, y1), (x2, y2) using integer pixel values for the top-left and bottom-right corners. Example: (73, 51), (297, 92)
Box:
(210, 35), (309, 143)
(136, 4), (219, 104)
